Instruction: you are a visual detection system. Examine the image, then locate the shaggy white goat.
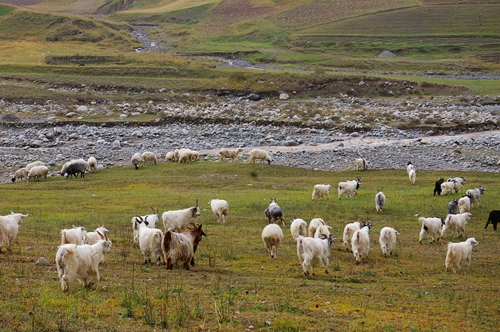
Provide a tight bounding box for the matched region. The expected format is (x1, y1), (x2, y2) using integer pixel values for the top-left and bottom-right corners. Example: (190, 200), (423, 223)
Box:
(409, 168), (416, 185)
(343, 221), (362, 252)
(313, 224), (332, 239)
(418, 217), (444, 244)
(379, 227), (399, 257)
(208, 199), (229, 224)
(445, 237), (478, 273)
(296, 234), (335, 276)
(290, 218), (307, 241)
(56, 233), (111, 291)
(440, 181), (455, 196)
(0, 212), (29, 252)
(458, 194), (472, 214)
(248, 149), (272, 164)
(84, 226), (109, 245)
(261, 224), (284, 258)
(356, 158), (367, 171)
(442, 212), (471, 238)
(338, 178), (361, 200)
(375, 190), (386, 212)
(28, 165), (49, 181)
(61, 226), (87, 245)
(312, 184), (332, 200)
(308, 218), (326, 238)
(162, 199), (201, 232)
(406, 162), (415, 174)
(219, 148), (243, 161)
(131, 213), (159, 246)
(447, 177), (466, 193)
(351, 224), (372, 264)
(137, 221), (164, 265)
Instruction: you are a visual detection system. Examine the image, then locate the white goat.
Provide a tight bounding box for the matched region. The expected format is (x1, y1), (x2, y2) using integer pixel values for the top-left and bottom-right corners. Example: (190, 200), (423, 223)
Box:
(406, 162), (415, 174)
(0, 212), (29, 252)
(28, 165), (49, 181)
(208, 199), (229, 224)
(440, 181), (455, 196)
(447, 177), (466, 193)
(445, 237), (478, 273)
(375, 190), (386, 212)
(338, 178), (361, 200)
(162, 199), (201, 232)
(11, 168), (29, 182)
(55, 233), (111, 291)
(342, 221), (362, 252)
(296, 234), (335, 276)
(137, 221), (164, 265)
(219, 148), (243, 161)
(458, 194), (472, 213)
(261, 224), (284, 258)
(314, 225), (332, 239)
(131, 212), (159, 246)
(88, 157), (98, 173)
(408, 168), (416, 185)
(379, 227), (399, 257)
(351, 224), (372, 264)
(442, 212), (471, 238)
(61, 226), (87, 245)
(312, 184), (332, 200)
(84, 226), (109, 245)
(248, 149), (272, 164)
(356, 158), (367, 171)
(290, 218), (307, 241)
(141, 151), (158, 164)
(418, 217), (444, 244)
(308, 218), (326, 237)
(466, 186), (486, 207)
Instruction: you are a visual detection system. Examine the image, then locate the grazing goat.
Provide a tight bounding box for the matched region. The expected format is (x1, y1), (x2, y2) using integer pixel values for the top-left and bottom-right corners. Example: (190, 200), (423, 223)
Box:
(447, 177), (466, 193)
(0, 212), (29, 252)
(485, 210), (500, 230)
(356, 158), (367, 171)
(56, 232), (111, 291)
(308, 218), (326, 238)
(338, 178), (361, 200)
(375, 190), (386, 212)
(208, 199), (229, 224)
(458, 194), (473, 214)
(296, 234), (335, 276)
(261, 224), (284, 258)
(248, 149), (272, 164)
(418, 217), (444, 244)
(11, 168), (29, 182)
(379, 227), (399, 257)
(162, 223), (206, 270)
(352, 223), (372, 264)
(448, 199), (458, 215)
(445, 237), (478, 273)
(162, 199), (201, 232)
(434, 178), (444, 196)
(131, 211), (159, 246)
(442, 212), (471, 238)
(219, 148), (243, 161)
(61, 226), (87, 245)
(264, 198), (285, 227)
(408, 168), (416, 185)
(312, 184), (332, 200)
(440, 181), (455, 196)
(465, 186), (486, 207)
(138, 220), (164, 265)
(342, 221), (362, 252)
(290, 218), (307, 241)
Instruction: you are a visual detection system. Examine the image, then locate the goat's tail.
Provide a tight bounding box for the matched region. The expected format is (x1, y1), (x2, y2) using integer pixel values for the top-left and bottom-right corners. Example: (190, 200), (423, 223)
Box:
(162, 231), (173, 256)
(56, 246), (76, 273)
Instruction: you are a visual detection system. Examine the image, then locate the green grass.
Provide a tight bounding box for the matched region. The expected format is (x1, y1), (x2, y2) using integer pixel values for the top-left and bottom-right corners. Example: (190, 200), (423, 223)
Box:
(1, 162), (499, 331)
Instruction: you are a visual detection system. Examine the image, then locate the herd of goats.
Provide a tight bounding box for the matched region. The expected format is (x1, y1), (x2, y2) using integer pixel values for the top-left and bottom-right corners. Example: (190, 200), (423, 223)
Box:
(2, 150), (500, 291)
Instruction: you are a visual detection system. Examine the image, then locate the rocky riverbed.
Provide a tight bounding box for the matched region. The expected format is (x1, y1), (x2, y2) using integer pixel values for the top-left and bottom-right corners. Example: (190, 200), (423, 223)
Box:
(0, 93), (499, 183)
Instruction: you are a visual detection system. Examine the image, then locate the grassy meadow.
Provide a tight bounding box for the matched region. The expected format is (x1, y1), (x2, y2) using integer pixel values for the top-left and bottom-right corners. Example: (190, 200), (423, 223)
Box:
(1, 161), (499, 331)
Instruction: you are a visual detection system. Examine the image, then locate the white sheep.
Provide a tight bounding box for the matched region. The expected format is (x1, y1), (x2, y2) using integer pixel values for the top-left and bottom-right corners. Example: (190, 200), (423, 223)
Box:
(379, 227), (399, 257)
(447, 177), (466, 193)
(351, 224), (372, 264)
(248, 148), (272, 164)
(375, 190), (386, 212)
(28, 165), (50, 181)
(308, 218), (326, 237)
(11, 168), (29, 182)
(56, 233), (112, 292)
(219, 148), (243, 161)
(409, 168), (416, 185)
(290, 218), (307, 241)
(261, 224), (284, 258)
(88, 157), (98, 173)
(61, 226), (87, 245)
(296, 234), (334, 276)
(458, 194), (472, 213)
(141, 151), (158, 164)
(26, 160), (45, 171)
(162, 199), (201, 232)
(466, 186), (486, 207)
(445, 237), (478, 273)
(137, 221), (164, 265)
(338, 178), (361, 200)
(356, 158), (367, 171)
(0, 212), (29, 252)
(442, 212), (471, 238)
(208, 199), (229, 224)
(312, 184), (332, 200)
(440, 181), (455, 196)
(418, 217), (444, 244)
(342, 221), (362, 252)
(131, 152), (143, 170)
(165, 151), (176, 162)
(131, 212), (159, 246)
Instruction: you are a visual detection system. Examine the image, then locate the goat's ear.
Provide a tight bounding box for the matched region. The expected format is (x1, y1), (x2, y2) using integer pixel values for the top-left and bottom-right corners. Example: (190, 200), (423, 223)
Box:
(195, 198), (199, 207)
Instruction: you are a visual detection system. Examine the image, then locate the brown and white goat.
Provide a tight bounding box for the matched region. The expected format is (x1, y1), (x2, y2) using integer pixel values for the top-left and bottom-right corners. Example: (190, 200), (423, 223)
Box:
(162, 223), (206, 270)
